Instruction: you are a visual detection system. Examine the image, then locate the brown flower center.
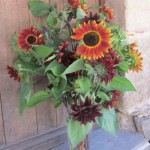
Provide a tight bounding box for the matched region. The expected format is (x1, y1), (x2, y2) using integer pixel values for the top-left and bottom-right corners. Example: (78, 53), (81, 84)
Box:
(81, 108), (90, 114)
(27, 35), (37, 45)
(83, 31), (100, 47)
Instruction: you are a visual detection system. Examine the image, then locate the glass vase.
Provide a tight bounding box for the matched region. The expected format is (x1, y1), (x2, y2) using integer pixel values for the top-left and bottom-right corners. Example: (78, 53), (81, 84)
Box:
(71, 135), (89, 150)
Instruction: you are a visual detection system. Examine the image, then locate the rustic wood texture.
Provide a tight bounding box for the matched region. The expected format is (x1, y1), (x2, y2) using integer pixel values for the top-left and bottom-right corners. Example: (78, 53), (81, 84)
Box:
(0, 93), (5, 146)
(0, 127), (67, 150)
(29, 0), (58, 134)
(0, 0), (100, 149)
(0, 0), (37, 144)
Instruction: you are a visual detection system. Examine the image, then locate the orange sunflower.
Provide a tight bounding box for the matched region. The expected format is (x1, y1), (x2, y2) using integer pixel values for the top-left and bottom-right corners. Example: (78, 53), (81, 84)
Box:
(18, 27), (45, 51)
(71, 21), (112, 60)
(68, 0), (87, 11)
(129, 49), (143, 72)
(102, 5), (114, 21)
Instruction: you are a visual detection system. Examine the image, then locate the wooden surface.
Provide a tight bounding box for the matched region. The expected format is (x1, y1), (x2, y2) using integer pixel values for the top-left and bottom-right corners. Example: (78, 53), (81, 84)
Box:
(0, 127), (67, 150)
(0, 93), (5, 146)
(0, 0), (100, 149)
(0, 0), (37, 144)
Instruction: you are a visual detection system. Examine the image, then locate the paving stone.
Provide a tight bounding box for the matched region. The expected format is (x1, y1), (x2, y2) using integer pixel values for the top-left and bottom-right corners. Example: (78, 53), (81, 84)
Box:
(90, 129), (150, 150)
(134, 115), (150, 141)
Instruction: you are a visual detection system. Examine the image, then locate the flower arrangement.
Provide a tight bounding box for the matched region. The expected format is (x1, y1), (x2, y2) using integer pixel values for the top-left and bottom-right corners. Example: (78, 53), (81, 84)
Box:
(7, 0), (143, 149)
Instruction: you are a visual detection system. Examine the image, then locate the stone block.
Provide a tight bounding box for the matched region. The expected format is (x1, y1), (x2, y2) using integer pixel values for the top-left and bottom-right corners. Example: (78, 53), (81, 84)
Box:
(125, 0), (150, 32)
(134, 115), (150, 141)
(117, 112), (136, 132)
(90, 129), (150, 150)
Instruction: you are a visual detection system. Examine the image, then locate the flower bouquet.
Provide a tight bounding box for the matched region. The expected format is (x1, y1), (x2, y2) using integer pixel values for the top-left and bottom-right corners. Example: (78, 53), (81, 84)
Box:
(7, 0), (143, 149)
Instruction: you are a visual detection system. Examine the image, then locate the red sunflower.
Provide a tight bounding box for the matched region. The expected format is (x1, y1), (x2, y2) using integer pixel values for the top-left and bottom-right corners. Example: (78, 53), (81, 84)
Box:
(105, 48), (121, 65)
(68, 0), (87, 11)
(71, 97), (102, 125)
(103, 90), (121, 109)
(18, 27), (45, 51)
(82, 12), (100, 24)
(71, 21), (112, 60)
(95, 58), (115, 84)
(7, 66), (22, 82)
(102, 5), (114, 21)
(58, 42), (77, 66)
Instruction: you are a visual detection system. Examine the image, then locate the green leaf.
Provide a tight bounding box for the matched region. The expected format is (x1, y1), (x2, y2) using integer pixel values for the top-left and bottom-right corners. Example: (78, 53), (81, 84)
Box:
(33, 46), (54, 59)
(54, 98), (62, 108)
(74, 77), (91, 95)
(20, 82), (32, 114)
(29, 0), (50, 17)
(27, 91), (51, 107)
(97, 91), (110, 101)
(47, 73), (56, 85)
(68, 119), (93, 148)
(45, 60), (66, 76)
(44, 54), (56, 62)
(62, 59), (84, 75)
(14, 58), (44, 76)
(85, 64), (94, 75)
(96, 108), (118, 136)
(47, 11), (57, 27)
(115, 61), (128, 72)
(80, 0), (87, 4)
(109, 76), (136, 92)
(77, 7), (86, 20)
(52, 76), (67, 98)
(90, 5), (100, 10)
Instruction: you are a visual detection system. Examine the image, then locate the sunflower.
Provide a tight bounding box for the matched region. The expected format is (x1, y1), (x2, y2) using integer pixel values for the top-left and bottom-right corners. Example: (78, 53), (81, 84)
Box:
(105, 48), (121, 65)
(103, 90), (121, 109)
(68, 0), (87, 11)
(7, 66), (22, 82)
(129, 49), (143, 72)
(95, 58), (115, 84)
(71, 97), (102, 125)
(71, 21), (112, 60)
(82, 12), (100, 24)
(18, 27), (45, 51)
(102, 5), (114, 21)
(58, 42), (77, 66)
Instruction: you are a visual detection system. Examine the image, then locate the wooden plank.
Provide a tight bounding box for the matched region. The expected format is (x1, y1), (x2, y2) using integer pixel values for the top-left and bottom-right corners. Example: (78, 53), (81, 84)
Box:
(0, 127), (67, 150)
(0, 0), (37, 144)
(28, 0), (58, 134)
(33, 77), (57, 133)
(0, 94), (5, 146)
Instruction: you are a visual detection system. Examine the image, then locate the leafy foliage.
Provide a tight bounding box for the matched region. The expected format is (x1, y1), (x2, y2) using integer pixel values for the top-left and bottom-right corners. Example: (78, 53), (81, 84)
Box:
(8, 0), (143, 147)
(27, 91), (52, 107)
(68, 119), (93, 148)
(96, 108), (118, 136)
(29, 0), (50, 17)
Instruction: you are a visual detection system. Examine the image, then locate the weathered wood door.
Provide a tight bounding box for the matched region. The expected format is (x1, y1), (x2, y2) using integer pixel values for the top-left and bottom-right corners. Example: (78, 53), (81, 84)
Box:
(0, 0), (100, 149)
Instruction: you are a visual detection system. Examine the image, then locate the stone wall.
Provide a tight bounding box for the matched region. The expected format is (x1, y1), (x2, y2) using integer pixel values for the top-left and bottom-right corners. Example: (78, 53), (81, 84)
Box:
(107, 0), (150, 139)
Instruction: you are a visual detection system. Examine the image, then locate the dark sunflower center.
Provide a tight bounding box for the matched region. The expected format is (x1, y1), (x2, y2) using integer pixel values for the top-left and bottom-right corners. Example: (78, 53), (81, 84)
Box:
(27, 35), (37, 45)
(83, 32), (100, 47)
(81, 108), (91, 114)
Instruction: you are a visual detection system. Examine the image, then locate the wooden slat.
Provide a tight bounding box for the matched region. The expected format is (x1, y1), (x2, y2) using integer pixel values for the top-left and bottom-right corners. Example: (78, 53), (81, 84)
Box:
(0, 0), (37, 144)
(0, 126), (67, 150)
(0, 94), (5, 146)
(28, 0), (58, 134)
(34, 77), (57, 133)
